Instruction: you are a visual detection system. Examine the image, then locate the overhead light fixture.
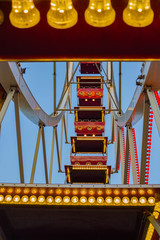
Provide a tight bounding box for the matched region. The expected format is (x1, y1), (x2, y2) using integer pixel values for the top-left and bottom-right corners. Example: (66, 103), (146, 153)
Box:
(47, 0), (78, 29)
(9, 0), (40, 28)
(0, 9), (4, 25)
(123, 0), (154, 27)
(85, 0), (116, 27)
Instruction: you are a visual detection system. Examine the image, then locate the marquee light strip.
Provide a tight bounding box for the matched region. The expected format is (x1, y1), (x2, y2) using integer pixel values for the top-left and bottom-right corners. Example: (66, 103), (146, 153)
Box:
(0, 186), (157, 206)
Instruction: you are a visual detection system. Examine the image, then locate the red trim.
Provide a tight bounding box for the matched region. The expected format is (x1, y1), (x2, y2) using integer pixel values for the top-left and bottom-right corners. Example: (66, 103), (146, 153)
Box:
(74, 121), (105, 135)
(77, 88), (103, 99)
(70, 156), (107, 165)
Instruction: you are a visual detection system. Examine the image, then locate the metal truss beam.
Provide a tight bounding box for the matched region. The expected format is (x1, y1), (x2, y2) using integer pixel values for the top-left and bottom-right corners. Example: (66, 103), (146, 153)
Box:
(128, 127), (138, 184)
(140, 96), (150, 184)
(147, 89), (160, 136)
(60, 115), (64, 170)
(14, 91), (24, 183)
(30, 127), (42, 184)
(49, 127), (56, 184)
(110, 112), (114, 144)
(119, 127), (125, 184)
(124, 127), (129, 184)
(55, 126), (62, 172)
(95, 62), (118, 109)
(41, 126), (49, 184)
(63, 115), (69, 143)
(114, 120), (119, 172)
(0, 88), (15, 125)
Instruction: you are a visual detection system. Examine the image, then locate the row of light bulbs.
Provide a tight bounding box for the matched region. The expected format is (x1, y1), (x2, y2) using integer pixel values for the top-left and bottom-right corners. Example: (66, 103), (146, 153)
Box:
(0, 0), (154, 29)
(0, 186), (154, 195)
(0, 194), (156, 205)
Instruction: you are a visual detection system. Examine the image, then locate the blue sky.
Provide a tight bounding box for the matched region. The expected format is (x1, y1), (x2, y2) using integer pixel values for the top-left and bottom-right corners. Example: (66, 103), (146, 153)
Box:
(0, 61), (159, 184)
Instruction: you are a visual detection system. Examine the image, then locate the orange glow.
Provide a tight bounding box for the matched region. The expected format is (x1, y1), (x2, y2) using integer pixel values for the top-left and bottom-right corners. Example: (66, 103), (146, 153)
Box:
(139, 189), (145, 195)
(147, 189), (154, 195)
(31, 188), (38, 194)
(7, 188), (14, 194)
(88, 189), (95, 195)
(15, 188), (22, 194)
(47, 189), (54, 195)
(72, 189), (79, 195)
(56, 188), (62, 194)
(80, 189), (87, 195)
(114, 189), (120, 195)
(64, 189), (71, 195)
(39, 188), (46, 195)
(0, 188), (5, 193)
(23, 188), (30, 194)
(105, 189), (112, 195)
(122, 189), (129, 195)
(97, 189), (103, 195)
(131, 189), (137, 195)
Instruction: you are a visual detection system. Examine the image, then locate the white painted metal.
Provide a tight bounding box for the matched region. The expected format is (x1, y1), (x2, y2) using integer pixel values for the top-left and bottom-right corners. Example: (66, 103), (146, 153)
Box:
(0, 62), (74, 126)
(14, 91), (24, 183)
(42, 126), (49, 184)
(0, 88), (15, 125)
(147, 89), (160, 136)
(49, 127), (56, 184)
(114, 120), (119, 172)
(124, 127), (129, 184)
(119, 127), (125, 184)
(110, 62), (160, 127)
(128, 127), (138, 184)
(30, 127), (42, 184)
(140, 97), (150, 184)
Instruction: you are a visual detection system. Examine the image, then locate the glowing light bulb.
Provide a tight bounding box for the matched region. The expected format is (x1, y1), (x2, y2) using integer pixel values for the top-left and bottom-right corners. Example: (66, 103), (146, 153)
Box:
(105, 196), (112, 204)
(71, 196), (78, 203)
(88, 197), (95, 204)
(85, 0), (115, 27)
(0, 9), (4, 25)
(46, 196), (53, 203)
(9, 0), (40, 29)
(13, 195), (20, 203)
(47, 0), (78, 29)
(21, 195), (29, 203)
(123, 0), (154, 27)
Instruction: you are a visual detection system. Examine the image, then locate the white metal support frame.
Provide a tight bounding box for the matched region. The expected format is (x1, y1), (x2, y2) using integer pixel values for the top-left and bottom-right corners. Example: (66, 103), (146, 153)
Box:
(119, 127), (125, 184)
(0, 88), (15, 125)
(14, 90), (24, 183)
(124, 127), (129, 184)
(49, 127), (56, 184)
(30, 127), (42, 184)
(128, 127), (138, 184)
(147, 89), (160, 136)
(41, 126), (49, 184)
(140, 96), (150, 184)
(110, 111), (114, 144)
(114, 120), (119, 172)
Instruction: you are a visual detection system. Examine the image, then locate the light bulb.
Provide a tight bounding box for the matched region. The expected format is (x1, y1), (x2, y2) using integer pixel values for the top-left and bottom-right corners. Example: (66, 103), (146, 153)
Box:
(9, 0), (40, 29)
(123, 0), (154, 27)
(85, 0), (115, 27)
(47, 0), (78, 29)
(0, 9), (4, 25)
